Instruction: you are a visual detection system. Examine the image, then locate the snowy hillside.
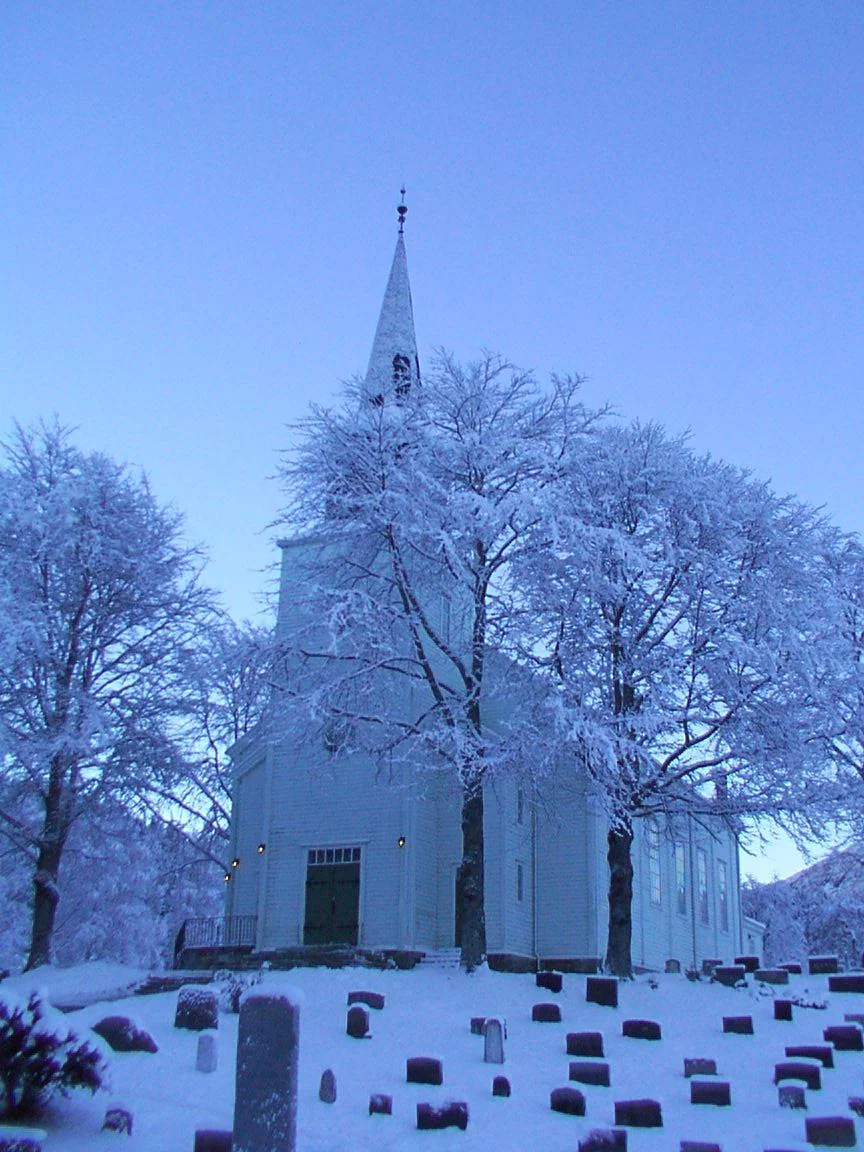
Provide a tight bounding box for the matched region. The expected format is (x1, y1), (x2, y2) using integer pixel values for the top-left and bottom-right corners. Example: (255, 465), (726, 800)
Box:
(4, 961), (864, 1150)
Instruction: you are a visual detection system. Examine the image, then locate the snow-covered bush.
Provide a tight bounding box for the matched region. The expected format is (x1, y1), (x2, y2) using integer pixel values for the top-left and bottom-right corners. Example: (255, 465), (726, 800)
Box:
(0, 991), (105, 1118)
(214, 968), (263, 1013)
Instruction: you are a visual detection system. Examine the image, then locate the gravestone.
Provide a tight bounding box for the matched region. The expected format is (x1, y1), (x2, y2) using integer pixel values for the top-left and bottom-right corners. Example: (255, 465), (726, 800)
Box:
(775, 1000), (793, 1022)
(369, 1094), (392, 1115)
(779, 962), (803, 974)
(194, 1131), (232, 1152)
(492, 1075), (511, 1097)
(665, 958), (681, 974)
(416, 1102), (468, 1130)
(578, 1132), (627, 1152)
(778, 1083), (806, 1109)
(102, 1107), (133, 1134)
(484, 1017), (505, 1064)
(774, 1060), (822, 1090)
(92, 1016), (158, 1053)
(532, 1002), (561, 1023)
(537, 969), (563, 993)
(614, 1099), (663, 1127)
(406, 1056), (443, 1085)
(680, 1143), (722, 1152)
(346, 1005), (369, 1039)
(550, 1086), (586, 1116)
(569, 1060), (611, 1086)
(734, 954), (761, 972)
(848, 1098), (864, 1117)
(586, 977), (618, 1008)
(690, 1079), (731, 1106)
(319, 1068), (336, 1103)
(0, 1131), (46, 1152)
(684, 1058), (717, 1077)
(233, 988), (300, 1152)
(174, 987), (218, 1032)
(567, 1031), (604, 1057)
(756, 969), (789, 985)
(622, 1019), (661, 1040)
(347, 990), (385, 1010)
(844, 1013), (864, 1026)
(823, 1024), (863, 1051)
(701, 959), (722, 977)
(712, 966), (747, 988)
(808, 956), (840, 975)
(804, 1116), (856, 1146)
(470, 1016), (486, 1035)
(196, 1032), (218, 1073)
(722, 1015), (753, 1034)
(786, 1045), (834, 1069)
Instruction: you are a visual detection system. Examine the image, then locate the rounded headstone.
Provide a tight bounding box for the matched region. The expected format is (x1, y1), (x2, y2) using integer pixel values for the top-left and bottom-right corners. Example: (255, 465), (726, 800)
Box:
(550, 1086), (586, 1116)
(346, 1005), (370, 1039)
(492, 1075), (511, 1097)
(319, 1068), (336, 1104)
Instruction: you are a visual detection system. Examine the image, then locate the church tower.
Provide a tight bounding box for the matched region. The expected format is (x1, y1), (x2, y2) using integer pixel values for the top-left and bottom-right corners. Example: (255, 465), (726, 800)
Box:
(363, 193), (421, 406)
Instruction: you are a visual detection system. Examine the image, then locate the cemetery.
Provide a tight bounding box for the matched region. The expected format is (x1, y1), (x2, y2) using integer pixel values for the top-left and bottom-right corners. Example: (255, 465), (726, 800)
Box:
(3, 954), (864, 1148)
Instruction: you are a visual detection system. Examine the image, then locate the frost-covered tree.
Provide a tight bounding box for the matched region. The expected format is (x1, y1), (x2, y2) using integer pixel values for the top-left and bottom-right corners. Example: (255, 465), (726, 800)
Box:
(517, 422), (839, 976)
(0, 421), (214, 969)
(277, 353), (598, 968)
(136, 617), (273, 867)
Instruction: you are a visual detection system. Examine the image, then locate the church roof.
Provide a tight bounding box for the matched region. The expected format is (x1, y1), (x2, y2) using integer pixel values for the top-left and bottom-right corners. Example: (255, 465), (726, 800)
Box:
(363, 203), (420, 405)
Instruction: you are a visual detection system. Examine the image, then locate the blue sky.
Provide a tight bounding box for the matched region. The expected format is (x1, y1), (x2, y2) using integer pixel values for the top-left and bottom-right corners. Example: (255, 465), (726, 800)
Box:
(4, 3), (863, 878)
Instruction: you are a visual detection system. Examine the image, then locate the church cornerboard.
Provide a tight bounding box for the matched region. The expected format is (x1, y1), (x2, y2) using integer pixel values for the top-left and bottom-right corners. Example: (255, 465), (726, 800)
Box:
(222, 211), (754, 971)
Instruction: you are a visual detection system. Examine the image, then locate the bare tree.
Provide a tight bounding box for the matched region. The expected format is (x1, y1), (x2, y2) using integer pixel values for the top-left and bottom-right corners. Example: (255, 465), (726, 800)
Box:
(0, 421), (215, 969)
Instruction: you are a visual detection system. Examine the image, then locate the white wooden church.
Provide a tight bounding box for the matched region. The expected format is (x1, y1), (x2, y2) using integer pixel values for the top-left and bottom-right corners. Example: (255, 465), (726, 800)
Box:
(224, 210), (761, 972)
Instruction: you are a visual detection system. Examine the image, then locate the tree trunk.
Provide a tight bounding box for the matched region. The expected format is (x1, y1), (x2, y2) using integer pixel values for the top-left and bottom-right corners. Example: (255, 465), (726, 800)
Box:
(457, 786), (486, 970)
(605, 821), (634, 978)
(25, 767), (68, 971)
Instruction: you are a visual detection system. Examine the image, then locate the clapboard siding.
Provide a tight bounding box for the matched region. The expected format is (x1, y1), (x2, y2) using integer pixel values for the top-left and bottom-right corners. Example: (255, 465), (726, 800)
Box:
(226, 758), (266, 920)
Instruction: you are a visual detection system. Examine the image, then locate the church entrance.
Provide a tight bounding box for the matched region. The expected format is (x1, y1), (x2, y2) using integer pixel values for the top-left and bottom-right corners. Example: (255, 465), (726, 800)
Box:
(303, 846), (361, 946)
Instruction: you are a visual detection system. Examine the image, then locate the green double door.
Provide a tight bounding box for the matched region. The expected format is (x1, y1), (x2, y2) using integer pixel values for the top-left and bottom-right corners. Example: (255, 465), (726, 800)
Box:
(303, 860), (360, 945)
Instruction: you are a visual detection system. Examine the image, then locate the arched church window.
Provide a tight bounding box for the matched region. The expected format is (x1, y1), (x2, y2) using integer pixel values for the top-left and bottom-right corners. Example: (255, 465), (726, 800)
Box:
(393, 353), (411, 399)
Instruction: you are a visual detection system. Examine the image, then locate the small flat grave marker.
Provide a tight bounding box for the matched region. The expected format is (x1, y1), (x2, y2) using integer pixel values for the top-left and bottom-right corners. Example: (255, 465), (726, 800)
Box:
(614, 1099), (663, 1128)
(416, 1102), (468, 1131)
(786, 1046), (834, 1069)
(779, 1083), (807, 1109)
(586, 976), (618, 1008)
(570, 1060), (611, 1087)
(823, 1025), (863, 1051)
(578, 1130), (627, 1151)
(567, 1031), (604, 1057)
(406, 1056), (443, 1085)
(684, 1058), (717, 1078)
(690, 1079), (731, 1106)
(804, 1115), (856, 1146)
(622, 1018), (661, 1041)
(532, 1002), (561, 1023)
(723, 1015), (753, 1035)
(550, 1086), (586, 1116)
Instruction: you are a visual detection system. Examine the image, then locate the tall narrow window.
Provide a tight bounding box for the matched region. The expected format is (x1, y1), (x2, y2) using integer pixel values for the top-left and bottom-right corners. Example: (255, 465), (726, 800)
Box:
(516, 861), (524, 903)
(718, 859), (729, 932)
(517, 787), (525, 825)
(647, 822), (661, 906)
(697, 848), (709, 924)
(674, 841), (687, 915)
(393, 353), (411, 399)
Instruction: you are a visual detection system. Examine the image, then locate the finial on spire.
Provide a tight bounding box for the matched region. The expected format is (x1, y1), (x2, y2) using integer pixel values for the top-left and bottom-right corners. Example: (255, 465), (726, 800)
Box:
(397, 186), (407, 234)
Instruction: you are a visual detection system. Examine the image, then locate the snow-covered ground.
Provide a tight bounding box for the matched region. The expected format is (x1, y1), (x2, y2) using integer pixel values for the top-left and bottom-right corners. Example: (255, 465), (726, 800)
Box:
(3, 961), (864, 1150)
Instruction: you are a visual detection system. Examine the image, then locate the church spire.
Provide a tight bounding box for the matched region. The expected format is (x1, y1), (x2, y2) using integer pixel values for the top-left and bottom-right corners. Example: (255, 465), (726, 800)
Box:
(364, 192), (421, 405)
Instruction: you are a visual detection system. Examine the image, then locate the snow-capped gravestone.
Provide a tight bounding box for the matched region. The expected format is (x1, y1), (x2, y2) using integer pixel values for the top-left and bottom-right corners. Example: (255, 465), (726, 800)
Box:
(416, 1102), (468, 1130)
(808, 956), (840, 975)
(92, 1016), (158, 1053)
(406, 1056), (443, 1085)
(196, 1032), (217, 1073)
(823, 1024), (863, 1051)
(233, 988), (300, 1152)
(174, 988), (218, 1032)
(536, 970), (563, 993)
(484, 1017), (505, 1064)
(369, 1094), (392, 1115)
(532, 1002), (561, 1022)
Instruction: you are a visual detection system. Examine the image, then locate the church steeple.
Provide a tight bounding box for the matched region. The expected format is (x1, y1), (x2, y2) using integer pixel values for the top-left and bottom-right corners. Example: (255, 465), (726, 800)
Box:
(364, 192), (421, 405)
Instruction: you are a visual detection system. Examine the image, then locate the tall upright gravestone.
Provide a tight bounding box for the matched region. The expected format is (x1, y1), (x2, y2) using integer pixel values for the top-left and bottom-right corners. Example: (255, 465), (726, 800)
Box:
(233, 988), (302, 1152)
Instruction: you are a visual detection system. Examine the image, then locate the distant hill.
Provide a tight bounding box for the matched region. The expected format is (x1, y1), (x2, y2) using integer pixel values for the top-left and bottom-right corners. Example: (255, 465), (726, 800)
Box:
(742, 844), (864, 966)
